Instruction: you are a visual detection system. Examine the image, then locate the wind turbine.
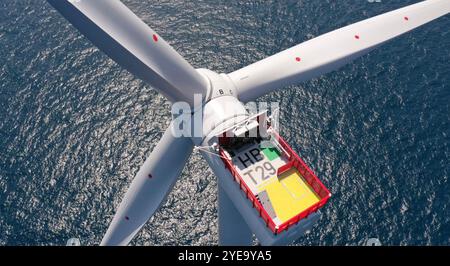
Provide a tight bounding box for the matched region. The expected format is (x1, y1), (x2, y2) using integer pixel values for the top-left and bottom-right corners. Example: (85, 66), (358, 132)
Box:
(46, 0), (449, 246)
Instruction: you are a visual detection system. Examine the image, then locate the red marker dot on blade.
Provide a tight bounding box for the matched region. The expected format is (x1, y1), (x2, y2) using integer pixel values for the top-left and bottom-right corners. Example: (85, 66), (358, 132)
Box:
(404, 16), (409, 21)
(152, 34), (158, 42)
(295, 57), (301, 62)
(354, 35), (360, 40)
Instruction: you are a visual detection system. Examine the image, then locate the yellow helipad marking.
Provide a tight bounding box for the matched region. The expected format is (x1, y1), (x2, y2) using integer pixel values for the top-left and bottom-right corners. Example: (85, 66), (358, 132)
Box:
(255, 176), (278, 192)
(263, 168), (321, 223)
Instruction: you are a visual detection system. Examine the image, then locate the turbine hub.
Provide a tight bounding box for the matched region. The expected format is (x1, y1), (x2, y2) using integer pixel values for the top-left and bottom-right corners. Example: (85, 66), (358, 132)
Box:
(196, 69), (238, 104)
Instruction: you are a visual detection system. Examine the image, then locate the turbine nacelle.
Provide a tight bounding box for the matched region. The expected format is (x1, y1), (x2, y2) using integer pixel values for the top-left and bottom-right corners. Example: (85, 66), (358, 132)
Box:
(171, 68), (250, 145)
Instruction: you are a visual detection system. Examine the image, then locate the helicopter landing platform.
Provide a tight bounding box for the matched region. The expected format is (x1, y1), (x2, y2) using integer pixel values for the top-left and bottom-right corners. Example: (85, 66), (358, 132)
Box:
(229, 140), (322, 226)
(216, 112), (330, 234)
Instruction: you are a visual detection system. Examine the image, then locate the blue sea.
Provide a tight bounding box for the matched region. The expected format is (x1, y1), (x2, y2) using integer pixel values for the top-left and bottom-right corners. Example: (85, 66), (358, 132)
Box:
(0, 0), (449, 245)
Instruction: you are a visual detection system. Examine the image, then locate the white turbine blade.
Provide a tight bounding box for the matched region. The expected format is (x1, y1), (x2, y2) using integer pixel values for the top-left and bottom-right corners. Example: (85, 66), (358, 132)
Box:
(228, 0), (450, 102)
(47, 0), (208, 105)
(101, 123), (194, 246)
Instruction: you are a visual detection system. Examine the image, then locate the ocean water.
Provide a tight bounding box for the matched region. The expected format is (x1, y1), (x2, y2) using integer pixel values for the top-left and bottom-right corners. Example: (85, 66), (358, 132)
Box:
(0, 0), (449, 246)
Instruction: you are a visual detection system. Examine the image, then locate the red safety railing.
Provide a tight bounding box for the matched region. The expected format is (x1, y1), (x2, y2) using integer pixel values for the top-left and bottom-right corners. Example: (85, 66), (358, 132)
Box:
(219, 133), (331, 235)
